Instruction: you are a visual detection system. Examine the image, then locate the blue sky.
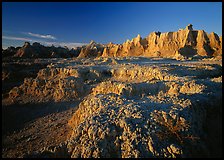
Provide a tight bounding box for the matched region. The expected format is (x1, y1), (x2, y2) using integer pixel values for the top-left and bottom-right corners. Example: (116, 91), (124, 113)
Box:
(2, 2), (222, 49)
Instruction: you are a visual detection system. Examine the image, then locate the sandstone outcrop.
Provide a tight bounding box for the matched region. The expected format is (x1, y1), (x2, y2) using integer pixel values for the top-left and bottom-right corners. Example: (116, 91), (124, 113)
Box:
(102, 35), (146, 57)
(102, 24), (222, 58)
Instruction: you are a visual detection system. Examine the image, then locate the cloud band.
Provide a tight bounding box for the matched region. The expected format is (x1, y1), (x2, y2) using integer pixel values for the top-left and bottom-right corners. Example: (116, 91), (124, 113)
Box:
(2, 35), (86, 49)
(28, 32), (56, 40)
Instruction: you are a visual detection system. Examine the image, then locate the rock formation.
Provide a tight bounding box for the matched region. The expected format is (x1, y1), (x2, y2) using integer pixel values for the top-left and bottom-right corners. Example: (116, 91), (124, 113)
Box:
(102, 35), (147, 57)
(77, 24), (222, 59)
(2, 24), (222, 59)
(2, 42), (83, 59)
(66, 58), (222, 158)
(2, 57), (222, 158)
(8, 67), (84, 103)
(77, 40), (105, 58)
(2, 24), (222, 158)
(13, 42), (75, 58)
(208, 32), (222, 56)
(2, 46), (20, 58)
(102, 24), (222, 58)
(15, 42), (44, 58)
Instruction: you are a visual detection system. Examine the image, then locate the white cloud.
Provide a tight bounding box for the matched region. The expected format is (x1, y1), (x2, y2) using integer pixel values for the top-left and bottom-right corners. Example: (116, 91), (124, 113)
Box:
(44, 42), (87, 49)
(2, 36), (33, 41)
(27, 32), (56, 40)
(2, 35), (86, 49)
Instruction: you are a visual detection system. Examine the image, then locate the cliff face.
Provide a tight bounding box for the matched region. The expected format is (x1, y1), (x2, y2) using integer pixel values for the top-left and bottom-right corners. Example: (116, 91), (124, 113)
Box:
(102, 35), (146, 57)
(208, 32), (222, 56)
(102, 24), (222, 58)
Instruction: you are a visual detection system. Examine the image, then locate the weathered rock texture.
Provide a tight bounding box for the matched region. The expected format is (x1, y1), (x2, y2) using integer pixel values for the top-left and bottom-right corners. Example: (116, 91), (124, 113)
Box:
(2, 56), (222, 158)
(8, 67), (84, 103)
(65, 57), (222, 158)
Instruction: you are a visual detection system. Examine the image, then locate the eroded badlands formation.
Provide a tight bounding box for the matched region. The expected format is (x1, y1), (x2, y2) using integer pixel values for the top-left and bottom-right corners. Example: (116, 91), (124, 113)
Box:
(2, 25), (222, 158)
(102, 24), (222, 58)
(2, 24), (222, 59)
(2, 56), (222, 158)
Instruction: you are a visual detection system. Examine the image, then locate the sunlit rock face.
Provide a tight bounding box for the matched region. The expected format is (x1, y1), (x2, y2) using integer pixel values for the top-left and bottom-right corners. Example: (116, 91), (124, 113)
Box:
(77, 40), (105, 58)
(102, 24), (222, 59)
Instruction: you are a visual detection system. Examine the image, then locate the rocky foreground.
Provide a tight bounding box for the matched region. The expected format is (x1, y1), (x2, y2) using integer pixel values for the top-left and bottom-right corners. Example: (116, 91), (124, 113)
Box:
(2, 56), (222, 158)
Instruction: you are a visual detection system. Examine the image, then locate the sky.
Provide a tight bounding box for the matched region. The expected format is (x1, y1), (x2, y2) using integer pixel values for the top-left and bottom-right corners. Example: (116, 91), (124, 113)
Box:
(2, 2), (222, 49)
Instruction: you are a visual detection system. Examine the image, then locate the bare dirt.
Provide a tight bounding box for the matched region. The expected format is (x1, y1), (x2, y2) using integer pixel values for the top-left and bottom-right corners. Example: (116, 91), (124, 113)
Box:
(2, 101), (79, 158)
